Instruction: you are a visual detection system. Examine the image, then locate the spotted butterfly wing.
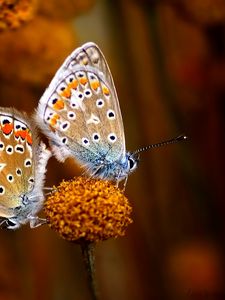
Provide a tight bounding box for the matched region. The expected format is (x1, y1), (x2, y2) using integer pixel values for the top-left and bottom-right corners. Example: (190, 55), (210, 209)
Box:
(0, 108), (51, 229)
(35, 42), (133, 181)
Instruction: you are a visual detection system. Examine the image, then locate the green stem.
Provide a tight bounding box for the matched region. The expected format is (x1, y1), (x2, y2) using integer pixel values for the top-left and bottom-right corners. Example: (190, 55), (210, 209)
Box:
(80, 241), (98, 300)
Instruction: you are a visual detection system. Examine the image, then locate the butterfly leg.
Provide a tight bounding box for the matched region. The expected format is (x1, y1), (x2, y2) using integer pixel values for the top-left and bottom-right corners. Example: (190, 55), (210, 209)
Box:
(115, 174), (128, 192)
(29, 216), (47, 228)
(0, 218), (7, 228)
(44, 187), (56, 196)
(43, 187), (55, 191)
(121, 176), (128, 192)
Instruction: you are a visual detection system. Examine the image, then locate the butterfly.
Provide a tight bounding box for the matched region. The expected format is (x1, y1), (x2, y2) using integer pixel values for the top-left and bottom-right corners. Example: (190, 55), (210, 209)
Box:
(35, 42), (186, 185)
(0, 108), (51, 229)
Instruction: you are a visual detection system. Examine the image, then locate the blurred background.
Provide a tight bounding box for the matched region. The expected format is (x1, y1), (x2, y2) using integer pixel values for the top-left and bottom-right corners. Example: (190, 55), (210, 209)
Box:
(0, 0), (225, 299)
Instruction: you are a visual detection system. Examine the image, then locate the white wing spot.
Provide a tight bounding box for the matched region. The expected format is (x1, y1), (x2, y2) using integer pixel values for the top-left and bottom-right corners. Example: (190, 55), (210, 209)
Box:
(61, 137), (68, 145)
(0, 186), (5, 195)
(108, 133), (117, 143)
(96, 99), (104, 108)
(92, 133), (100, 142)
(0, 163), (6, 171)
(84, 89), (92, 98)
(71, 90), (85, 111)
(82, 137), (90, 146)
(0, 142), (4, 151)
(86, 114), (100, 125)
(16, 168), (22, 176)
(6, 145), (13, 155)
(0, 116), (12, 125)
(7, 174), (14, 183)
(15, 144), (24, 153)
(14, 120), (23, 130)
(60, 121), (70, 131)
(24, 159), (32, 167)
(88, 72), (97, 80)
(107, 109), (116, 120)
(28, 177), (34, 183)
(67, 111), (76, 120)
(66, 74), (76, 84)
(56, 82), (67, 94)
(77, 71), (85, 78)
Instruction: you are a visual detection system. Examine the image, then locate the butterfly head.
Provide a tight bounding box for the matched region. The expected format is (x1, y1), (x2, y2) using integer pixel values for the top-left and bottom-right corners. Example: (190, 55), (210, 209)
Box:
(126, 152), (140, 175)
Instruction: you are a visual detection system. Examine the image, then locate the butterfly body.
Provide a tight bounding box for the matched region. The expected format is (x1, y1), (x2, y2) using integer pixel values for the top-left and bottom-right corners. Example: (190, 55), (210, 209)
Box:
(36, 42), (138, 183)
(0, 108), (51, 229)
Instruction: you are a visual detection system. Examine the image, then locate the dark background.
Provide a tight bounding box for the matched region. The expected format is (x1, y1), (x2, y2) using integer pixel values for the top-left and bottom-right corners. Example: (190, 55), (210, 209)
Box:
(0, 0), (225, 299)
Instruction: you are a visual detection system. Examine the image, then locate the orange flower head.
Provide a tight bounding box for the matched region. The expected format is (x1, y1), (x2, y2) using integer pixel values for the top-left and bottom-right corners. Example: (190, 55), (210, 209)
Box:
(44, 177), (133, 242)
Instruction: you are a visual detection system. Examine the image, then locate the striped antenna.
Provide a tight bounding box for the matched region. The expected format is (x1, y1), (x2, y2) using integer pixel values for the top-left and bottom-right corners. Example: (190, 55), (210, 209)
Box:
(133, 135), (188, 155)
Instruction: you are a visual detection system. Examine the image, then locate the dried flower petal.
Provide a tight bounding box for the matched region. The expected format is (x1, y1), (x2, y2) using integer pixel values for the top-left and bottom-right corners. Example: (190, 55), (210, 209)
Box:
(44, 177), (133, 242)
(0, 0), (37, 30)
(0, 16), (77, 86)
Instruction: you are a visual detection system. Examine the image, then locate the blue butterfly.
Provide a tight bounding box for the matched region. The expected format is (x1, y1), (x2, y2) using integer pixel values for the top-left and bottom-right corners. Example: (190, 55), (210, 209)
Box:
(35, 42), (186, 185)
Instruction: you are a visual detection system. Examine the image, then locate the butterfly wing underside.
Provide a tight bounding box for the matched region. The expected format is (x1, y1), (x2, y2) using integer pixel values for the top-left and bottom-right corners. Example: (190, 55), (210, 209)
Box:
(36, 42), (126, 171)
(0, 108), (37, 219)
(0, 108), (51, 228)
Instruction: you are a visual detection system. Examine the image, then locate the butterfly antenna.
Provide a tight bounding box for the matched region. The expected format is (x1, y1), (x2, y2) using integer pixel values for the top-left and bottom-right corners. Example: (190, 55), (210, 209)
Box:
(133, 135), (188, 155)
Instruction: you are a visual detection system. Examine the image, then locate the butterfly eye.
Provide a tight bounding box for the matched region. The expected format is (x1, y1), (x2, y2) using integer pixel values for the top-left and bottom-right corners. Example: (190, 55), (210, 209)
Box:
(96, 99), (104, 108)
(0, 186), (5, 195)
(128, 157), (136, 170)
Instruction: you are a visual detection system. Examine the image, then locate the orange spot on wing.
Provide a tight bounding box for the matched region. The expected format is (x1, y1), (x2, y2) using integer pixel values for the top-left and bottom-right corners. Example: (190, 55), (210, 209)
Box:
(69, 79), (78, 89)
(50, 114), (60, 127)
(79, 78), (88, 85)
(26, 133), (32, 145)
(91, 81), (100, 90)
(53, 99), (64, 110)
(60, 87), (71, 98)
(102, 85), (110, 96)
(15, 130), (27, 140)
(2, 123), (13, 135)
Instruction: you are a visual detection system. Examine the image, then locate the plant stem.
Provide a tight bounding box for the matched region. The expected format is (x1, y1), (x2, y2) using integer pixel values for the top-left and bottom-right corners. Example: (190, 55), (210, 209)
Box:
(80, 241), (98, 300)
